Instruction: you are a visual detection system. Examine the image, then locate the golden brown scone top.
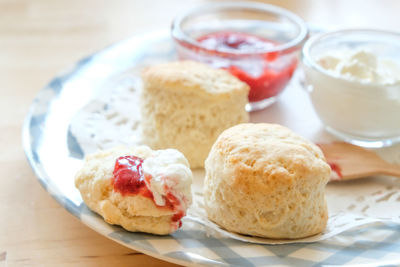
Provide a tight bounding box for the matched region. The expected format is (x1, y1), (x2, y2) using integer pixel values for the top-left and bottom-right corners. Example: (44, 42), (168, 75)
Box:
(213, 123), (330, 194)
(141, 60), (249, 96)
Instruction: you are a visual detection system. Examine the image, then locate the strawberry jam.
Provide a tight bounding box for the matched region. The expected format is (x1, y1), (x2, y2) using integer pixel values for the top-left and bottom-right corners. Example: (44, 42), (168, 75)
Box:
(112, 156), (153, 198)
(328, 162), (343, 180)
(197, 32), (297, 102)
(164, 192), (185, 223)
(197, 32), (276, 52)
(227, 62), (296, 102)
(112, 155), (186, 227)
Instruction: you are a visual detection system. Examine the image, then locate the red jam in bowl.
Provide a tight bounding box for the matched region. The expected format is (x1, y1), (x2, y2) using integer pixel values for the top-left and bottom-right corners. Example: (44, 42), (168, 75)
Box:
(112, 155), (185, 226)
(196, 32), (298, 102)
(197, 32), (276, 52)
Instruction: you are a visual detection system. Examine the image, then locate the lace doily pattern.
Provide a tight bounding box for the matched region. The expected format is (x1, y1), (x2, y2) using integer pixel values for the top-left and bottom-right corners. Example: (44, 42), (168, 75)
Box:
(70, 72), (400, 244)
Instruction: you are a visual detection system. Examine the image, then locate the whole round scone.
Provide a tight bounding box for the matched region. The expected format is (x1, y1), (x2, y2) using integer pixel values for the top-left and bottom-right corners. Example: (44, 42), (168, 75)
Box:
(75, 146), (192, 235)
(140, 60), (249, 168)
(204, 123), (331, 239)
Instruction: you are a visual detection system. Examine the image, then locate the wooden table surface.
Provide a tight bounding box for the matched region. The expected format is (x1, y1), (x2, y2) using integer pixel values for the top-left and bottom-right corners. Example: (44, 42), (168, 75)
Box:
(1, 0), (399, 266)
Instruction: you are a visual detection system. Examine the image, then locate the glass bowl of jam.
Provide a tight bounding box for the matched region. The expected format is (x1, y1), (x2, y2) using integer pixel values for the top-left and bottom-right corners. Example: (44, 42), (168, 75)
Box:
(171, 1), (308, 111)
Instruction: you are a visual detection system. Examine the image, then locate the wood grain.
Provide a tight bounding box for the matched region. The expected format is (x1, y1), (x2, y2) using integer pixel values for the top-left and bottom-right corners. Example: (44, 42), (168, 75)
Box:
(319, 142), (400, 181)
(1, 0), (399, 266)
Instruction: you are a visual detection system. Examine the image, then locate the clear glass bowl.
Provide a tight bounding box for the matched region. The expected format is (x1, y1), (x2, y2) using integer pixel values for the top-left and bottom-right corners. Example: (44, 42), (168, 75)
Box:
(171, 2), (308, 111)
(302, 29), (400, 148)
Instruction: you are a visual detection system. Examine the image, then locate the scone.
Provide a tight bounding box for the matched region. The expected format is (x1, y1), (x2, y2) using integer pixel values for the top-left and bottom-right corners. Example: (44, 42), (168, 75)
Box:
(140, 60), (249, 168)
(204, 123), (330, 239)
(75, 146), (192, 235)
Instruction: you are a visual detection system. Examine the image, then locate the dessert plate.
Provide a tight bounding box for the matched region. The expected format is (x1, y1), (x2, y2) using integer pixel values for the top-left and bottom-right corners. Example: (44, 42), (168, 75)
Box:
(23, 29), (400, 266)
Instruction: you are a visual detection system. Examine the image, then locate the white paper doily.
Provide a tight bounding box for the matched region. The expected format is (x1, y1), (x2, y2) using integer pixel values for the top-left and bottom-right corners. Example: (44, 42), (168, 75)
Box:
(70, 69), (400, 244)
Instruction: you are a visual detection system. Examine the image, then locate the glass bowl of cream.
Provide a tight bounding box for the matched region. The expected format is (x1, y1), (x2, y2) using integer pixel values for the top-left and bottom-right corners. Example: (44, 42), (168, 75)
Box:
(302, 29), (400, 148)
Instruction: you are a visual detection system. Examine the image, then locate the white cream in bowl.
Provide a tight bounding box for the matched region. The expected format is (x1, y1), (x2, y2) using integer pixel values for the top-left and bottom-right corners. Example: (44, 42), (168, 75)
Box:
(302, 30), (400, 147)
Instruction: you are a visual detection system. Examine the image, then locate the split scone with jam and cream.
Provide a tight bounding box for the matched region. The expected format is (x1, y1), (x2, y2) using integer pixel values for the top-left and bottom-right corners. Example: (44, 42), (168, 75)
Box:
(75, 146), (192, 235)
(140, 60), (249, 168)
(204, 123), (331, 239)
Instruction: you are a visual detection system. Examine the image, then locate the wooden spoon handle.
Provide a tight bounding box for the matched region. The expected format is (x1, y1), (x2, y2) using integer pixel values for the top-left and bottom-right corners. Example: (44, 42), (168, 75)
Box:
(381, 163), (400, 178)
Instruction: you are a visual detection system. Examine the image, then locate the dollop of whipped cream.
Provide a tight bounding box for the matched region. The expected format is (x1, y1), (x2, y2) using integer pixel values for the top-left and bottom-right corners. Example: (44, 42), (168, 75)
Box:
(317, 48), (400, 85)
(142, 149), (192, 210)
